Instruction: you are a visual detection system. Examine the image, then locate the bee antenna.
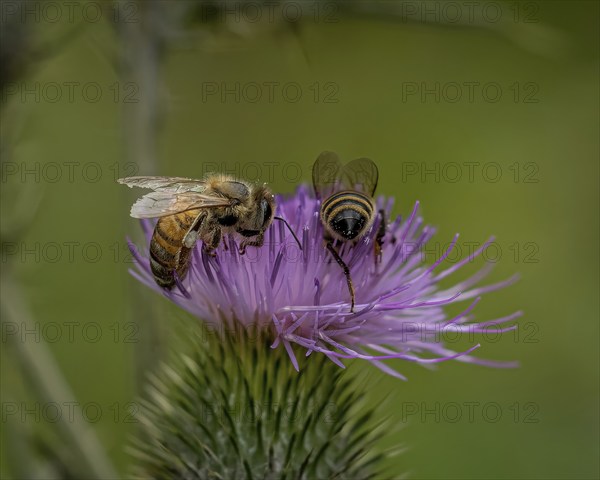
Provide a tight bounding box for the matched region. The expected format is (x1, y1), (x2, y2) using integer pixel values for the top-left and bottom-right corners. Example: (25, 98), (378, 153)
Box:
(274, 216), (302, 251)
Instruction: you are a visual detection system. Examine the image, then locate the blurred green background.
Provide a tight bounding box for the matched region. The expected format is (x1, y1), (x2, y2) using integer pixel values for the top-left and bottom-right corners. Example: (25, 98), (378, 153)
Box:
(1, 1), (598, 478)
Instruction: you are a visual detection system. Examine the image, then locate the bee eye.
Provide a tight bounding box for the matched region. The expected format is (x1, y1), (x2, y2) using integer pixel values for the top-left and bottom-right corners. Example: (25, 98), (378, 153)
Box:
(262, 199), (272, 226)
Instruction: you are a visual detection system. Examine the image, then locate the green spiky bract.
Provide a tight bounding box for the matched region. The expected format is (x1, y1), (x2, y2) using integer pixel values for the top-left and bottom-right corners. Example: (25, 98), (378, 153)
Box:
(131, 323), (385, 479)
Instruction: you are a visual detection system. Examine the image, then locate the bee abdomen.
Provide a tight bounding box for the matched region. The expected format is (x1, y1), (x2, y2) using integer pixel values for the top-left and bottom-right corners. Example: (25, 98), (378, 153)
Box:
(150, 214), (195, 288)
(321, 191), (374, 240)
(322, 191), (374, 218)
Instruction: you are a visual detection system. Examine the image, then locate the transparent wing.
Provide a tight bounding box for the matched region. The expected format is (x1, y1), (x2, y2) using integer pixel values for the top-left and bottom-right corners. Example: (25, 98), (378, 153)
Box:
(341, 157), (379, 196)
(312, 151), (343, 198)
(118, 176), (208, 194)
(129, 191), (235, 219)
(311, 152), (379, 197)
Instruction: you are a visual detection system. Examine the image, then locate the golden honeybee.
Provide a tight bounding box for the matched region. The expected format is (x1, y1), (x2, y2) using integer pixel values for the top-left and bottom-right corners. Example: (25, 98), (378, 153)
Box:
(312, 151), (385, 312)
(118, 174), (300, 289)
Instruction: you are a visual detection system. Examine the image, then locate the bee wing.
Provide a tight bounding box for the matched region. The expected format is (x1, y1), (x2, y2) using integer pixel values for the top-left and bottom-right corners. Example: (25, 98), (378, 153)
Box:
(129, 191), (235, 219)
(311, 152), (379, 197)
(312, 151), (343, 198)
(340, 157), (379, 196)
(117, 176), (208, 194)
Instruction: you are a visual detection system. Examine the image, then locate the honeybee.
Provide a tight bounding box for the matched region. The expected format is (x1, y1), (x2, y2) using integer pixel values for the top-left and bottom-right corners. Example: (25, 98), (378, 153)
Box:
(312, 151), (385, 312)
(118, 174), (300, 289)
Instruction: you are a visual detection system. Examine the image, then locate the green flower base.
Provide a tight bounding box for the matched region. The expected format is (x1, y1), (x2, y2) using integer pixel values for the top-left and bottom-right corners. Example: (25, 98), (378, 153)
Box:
(131, 324), (384, 479)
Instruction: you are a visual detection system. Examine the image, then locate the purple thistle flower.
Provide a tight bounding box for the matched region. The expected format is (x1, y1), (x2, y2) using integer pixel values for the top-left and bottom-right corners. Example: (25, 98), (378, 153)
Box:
(127, 184), (520, 379)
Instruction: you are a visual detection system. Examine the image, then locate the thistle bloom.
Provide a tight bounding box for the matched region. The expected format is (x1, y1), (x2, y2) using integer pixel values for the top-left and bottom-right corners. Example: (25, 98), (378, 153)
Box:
(128, 185), (519, 378)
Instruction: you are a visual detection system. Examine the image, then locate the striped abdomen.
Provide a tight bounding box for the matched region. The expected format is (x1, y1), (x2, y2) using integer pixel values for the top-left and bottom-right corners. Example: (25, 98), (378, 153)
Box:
(149, 210), (201, 288)
(320, 190), (375, 241)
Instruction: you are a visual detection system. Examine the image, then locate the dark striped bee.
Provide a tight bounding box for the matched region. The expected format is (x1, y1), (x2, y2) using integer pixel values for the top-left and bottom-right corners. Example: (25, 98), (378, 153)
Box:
(118, 174), (300, 289)
(312, 151), (385, 312)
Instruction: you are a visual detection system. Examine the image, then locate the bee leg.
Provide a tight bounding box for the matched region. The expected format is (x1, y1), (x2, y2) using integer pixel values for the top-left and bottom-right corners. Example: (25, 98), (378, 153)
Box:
(175, 246), (193, 284)
(325, 241), (355, 313)
(374, 209), (386, 264)
(183, 213), (205, 248)
(202, 227), (221, 257)
(183, 231), (198, 249)
(239, 231), (264, 255)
